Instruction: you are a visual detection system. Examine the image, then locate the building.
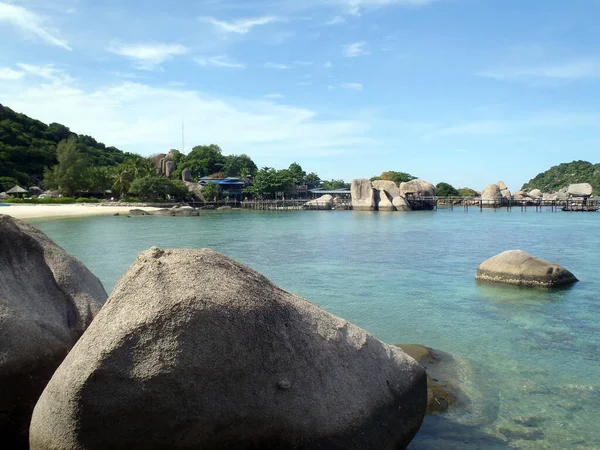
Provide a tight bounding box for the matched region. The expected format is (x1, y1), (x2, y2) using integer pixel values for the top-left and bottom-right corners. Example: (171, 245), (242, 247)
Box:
(198, 177), (246, 199)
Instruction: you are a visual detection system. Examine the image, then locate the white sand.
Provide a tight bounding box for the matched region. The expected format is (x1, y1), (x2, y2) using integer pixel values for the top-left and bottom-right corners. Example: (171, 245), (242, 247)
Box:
(0, 204), (159, 220)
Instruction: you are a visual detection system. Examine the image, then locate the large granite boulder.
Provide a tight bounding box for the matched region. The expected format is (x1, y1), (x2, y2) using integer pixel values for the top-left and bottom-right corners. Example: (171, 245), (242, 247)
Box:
(393, 195), (411, 211)
(377, 191), (396, 211)
(528, 189), (542, 199)
(304, 194), (333, 210)
(181, 168), (193, 182)
(497, 181), (508, 191)
(30, 248), (427, 450)
(151, 153), (167, 174)
(351, 178), (377, 211)
(475, 250), (578, 287)
(567, 183), (593, 197)
(371, 180), (398, 192)
(165, 161), (176, 179)
(0, 216), (106, 448)
(399, 179), (435, 197)
(556, 187), (569, 201)
(497, 181), (511, 200)
(481, 184), (502, 204)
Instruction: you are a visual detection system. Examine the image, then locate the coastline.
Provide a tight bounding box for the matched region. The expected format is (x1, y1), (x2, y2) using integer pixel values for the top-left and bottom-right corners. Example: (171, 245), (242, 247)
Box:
(0, 203), (160, 220)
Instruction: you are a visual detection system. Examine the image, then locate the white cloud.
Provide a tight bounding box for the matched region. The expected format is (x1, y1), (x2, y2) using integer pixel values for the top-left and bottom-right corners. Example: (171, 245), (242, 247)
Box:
(0, 67), (23, 80)
(341, 0), (439, 16)
(14, 63), (72, 82)
(343, 41), (369, 57)
(0, 72), (372, 159)
(0, 2), (71, 50)
(324, 61), (333, 68)
(340, 82), (363, 91)
(264, 93), (284, 99)
(264, 62), (291, 70)
(108, 43), (188, 70)
(202, 15), (278, 34)
(478, 58), (600, 80)
(195, 55), (246, 69)
(293, 61), (313, 66)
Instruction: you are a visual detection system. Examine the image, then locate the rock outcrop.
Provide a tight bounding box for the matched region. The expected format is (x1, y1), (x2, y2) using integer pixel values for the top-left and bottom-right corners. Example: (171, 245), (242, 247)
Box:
(164, 161), (176, 179)
(304, 194), (333, 210)
(393, 195), (411, 211)
(151, 153), (167, 174)
(481, 184), (502, 204)
(399, 179), (435, 197)
(497, 181), (511, 199)
(528, 189), (542, 199)
(181, 168), (192, 182)
(30, 248), (427, 450)
(351, 178), (377, 211)
(152, 206), (199, 216)
(377, 190), (395, 211)
(567, 183), (593, 197)
(475, 250), (578, 287)
(0, 216), (106, 448)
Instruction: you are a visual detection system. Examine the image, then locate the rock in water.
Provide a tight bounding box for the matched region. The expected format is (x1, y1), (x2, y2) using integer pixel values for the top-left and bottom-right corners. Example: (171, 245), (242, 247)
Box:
(0, 215), (107, 448)
(351, 178), (377, 211)
(475, 250), (578, 287)
(481, 184), (502, 203)
(304, 194), (333, 210)
(567, 183), (593, 197)
(377, 190), (396, 211)
(30, 248), (427, 450)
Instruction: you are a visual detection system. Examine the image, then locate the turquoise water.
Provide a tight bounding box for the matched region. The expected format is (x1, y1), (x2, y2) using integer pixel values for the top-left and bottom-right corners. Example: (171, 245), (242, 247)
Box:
(31, 209), (600, 449)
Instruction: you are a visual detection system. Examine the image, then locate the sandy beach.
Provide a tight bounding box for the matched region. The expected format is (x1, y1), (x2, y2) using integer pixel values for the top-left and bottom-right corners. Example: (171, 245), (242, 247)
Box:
(0, 204), (159, 220)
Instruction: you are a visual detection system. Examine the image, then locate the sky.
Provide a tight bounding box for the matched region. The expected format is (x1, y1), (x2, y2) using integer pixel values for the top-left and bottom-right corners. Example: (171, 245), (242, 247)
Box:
(1, 0), (599, 191)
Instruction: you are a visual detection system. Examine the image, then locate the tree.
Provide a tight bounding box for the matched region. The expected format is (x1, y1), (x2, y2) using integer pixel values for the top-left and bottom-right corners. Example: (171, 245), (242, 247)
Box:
(435, 182), (460, 198)
(322, 179), (350, 190)
(183, 144), (226, 178)
(305, 172), (321, 188)
(371, 171), (415, 185)
(457, 187), (477, 197)
(244, 167), (292, 198)
(129, 176), (188, 201)
(43, 137), (87, 196)
(287, 162), (306, 182)
(201, 181), (221, 202)
(0, 176), (19, 192)
(85, 167), (113, 194)
(223, 154), (258, 178)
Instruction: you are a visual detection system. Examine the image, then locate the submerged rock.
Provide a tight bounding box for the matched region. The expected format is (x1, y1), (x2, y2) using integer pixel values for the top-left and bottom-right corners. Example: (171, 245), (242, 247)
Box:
(0, 216), (106, 448)
(152, 206), (199, 216)
(394, 344), (459, 414)
(304, 194), (333, 210)
(30, 248), (427, 450)
(475, 250), (578, 287)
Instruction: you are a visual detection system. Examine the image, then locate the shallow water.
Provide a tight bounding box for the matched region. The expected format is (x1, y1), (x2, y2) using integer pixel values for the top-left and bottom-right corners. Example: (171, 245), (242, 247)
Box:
(31, 208), (600, 449)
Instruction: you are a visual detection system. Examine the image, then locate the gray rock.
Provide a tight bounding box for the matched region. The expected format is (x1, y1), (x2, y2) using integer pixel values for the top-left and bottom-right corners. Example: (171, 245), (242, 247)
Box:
(556, 187), (569, 201)
(151, 153), (167, 175)
(542, 193), (558, 201)
(153, 206), (199, 217)
(128, 209), (150, 216)
(497, 181), (508, 191)
(0, 216), (106, 448)
(567, 183), (593, 197)
(351, 178), (377, 211)
(371, 180), (398, 192)
(392, 195), (411, 211)
(217, 205), (232, 210)
(476, 250), (578, 287)
(377, 190), (396, 211)
(500, 188), (511, 200)
(181, 168), (192, 182)
(399, 179), (435, 197)
(305, 194), (333, 210)
(30, 248), (427, 450)
(528, 189), (542, 199)
(481, 184), (502, 203)
(165, 161), (176, 178)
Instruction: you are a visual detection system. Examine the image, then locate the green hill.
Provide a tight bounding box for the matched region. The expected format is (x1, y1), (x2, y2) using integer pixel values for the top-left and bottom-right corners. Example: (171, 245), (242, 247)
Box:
(0, 104), (130, 186)
(522, 160), (600, 194)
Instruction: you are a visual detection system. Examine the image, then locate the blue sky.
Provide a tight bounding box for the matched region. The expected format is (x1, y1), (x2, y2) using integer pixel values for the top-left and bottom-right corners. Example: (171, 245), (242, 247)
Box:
(1, 0), (599, 191)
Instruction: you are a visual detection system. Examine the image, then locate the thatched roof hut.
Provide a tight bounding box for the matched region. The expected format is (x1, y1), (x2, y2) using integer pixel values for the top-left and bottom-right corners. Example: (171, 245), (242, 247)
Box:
(0, 192), (8, 199)
(7, 185), (28, 197)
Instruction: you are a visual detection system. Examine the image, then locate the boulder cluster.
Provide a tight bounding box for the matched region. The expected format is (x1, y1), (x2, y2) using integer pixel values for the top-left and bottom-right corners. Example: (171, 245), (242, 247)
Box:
(481, 182), (594, 204)
(351, 178), (435, 211)
(1, 215), (428, 449)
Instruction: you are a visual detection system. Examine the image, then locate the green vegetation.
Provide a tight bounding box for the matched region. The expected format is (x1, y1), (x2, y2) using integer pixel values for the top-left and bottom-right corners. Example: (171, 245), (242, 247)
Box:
(322, 179), (350, 190)
(129, 176), (189, 202)
(435, 182), (460, 198)
(244, 167), (293, 198)
(370, 171), (416, 185)
(522, 160), (600, 194)
(457, 187), (477, 197)
(201, 182), (221, 202)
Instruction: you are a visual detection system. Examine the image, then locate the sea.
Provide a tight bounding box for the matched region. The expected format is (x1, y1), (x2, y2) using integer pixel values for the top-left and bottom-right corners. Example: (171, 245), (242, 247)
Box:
(30, 208), (600, 449)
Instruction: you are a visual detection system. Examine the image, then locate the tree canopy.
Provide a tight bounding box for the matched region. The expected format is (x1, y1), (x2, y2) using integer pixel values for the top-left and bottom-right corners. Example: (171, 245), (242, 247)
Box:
(435, 182), (460, 198)
(371, 171), (416, 185)
(522, 160), (600, 194)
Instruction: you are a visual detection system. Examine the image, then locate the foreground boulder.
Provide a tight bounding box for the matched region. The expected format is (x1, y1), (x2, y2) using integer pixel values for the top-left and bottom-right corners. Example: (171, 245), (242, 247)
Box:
(30, 248), (427, 450)
(475, 250), (578, 287)
(0, 216), (107, 448)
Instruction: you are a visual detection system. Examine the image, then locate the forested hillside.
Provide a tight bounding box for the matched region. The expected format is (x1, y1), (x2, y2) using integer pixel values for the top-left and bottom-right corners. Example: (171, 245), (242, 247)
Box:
(522, 160), (600, 194)
(0, 104), (130, 186)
